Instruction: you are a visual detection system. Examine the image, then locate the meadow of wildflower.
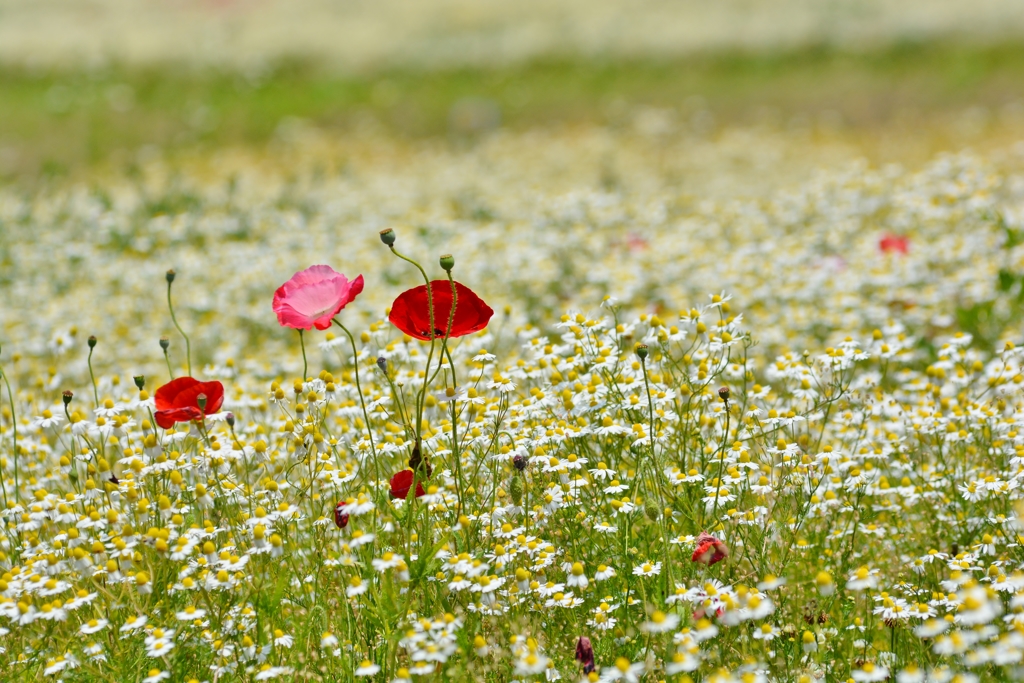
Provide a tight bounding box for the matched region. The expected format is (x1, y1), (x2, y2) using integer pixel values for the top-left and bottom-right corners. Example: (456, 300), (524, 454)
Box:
(7, 5), (1024, 683)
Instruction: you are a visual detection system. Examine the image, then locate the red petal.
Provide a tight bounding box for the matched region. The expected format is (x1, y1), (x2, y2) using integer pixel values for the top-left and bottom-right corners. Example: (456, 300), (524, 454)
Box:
(389, 280), (493, 341)
(389, 469), (426, 499)
(154, 376), (200, 411)
(155, 406), (203, 429)
(334, 502), (349, 529)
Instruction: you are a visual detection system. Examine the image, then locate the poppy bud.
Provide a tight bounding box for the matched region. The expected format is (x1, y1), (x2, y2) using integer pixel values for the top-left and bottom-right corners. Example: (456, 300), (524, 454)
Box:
(718, 387), (730, 402)
(225, 412), (235, 429)
(134, 376), (146, 390)
(439, 254), (455, 272)
(509, 475), (524, 506)
(159, 337), (170, 351)
(166, 269), (176, 283)
(196, 393), (207, 411)
(62, 390), (74, 406)
(379, 228), (396, 246)
(635, 344), (648, 361)
(644, 499), (660, 521)
(513, 454), (527, 471)
(334, 502), (349, 528)
(376, 356), (388, 373)
(575, 637), (595, 674)
(88, 335), (97, 349)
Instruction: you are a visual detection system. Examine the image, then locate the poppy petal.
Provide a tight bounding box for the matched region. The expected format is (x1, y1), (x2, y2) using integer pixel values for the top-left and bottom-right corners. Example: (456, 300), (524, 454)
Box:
(389, 280), (493, 341)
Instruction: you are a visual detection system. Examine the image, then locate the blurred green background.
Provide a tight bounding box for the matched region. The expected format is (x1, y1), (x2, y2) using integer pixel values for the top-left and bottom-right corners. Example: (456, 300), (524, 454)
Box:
(2, 0), (1024, 183)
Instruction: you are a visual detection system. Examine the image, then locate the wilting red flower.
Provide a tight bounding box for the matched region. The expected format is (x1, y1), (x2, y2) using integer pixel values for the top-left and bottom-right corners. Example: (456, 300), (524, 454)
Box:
(334, 502), (349, 529)
(389, 469), (426, 500)
(154, 377), (224, 429)
(575, 637), (595, 674)
(272, 265), (364, 331)
(879, 234), (910, 255)
(691, 531), (728, 566)
(388, 280), (493, 341)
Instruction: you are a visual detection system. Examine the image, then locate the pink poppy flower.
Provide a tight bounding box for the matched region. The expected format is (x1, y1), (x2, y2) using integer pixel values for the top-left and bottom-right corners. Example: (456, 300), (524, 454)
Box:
(272, 265), (364, 331)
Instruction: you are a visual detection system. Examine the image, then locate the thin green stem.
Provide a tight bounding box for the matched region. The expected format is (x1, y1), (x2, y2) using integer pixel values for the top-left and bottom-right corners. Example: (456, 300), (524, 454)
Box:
(163, 344), (174, 380)
(298, 329), (309, 381)
(332, 320), (380, 489)
(1, 366), (18, 505)
(709, 402), (731, 526)
(387, 246), (437, 451)
(88, 345), (99, 408)
(167, 279), (192, 377)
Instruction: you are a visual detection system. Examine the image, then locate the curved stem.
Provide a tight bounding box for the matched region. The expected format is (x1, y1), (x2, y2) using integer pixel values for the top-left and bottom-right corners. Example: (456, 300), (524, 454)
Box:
(387, 246), (436, 450)
(167, 280), (192, 377)
(87, 345), (99, 408)
(332, 320), (380, 489)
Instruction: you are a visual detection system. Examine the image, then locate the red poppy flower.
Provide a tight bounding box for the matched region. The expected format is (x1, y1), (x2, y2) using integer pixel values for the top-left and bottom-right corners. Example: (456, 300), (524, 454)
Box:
(154, 377), (224, 429)
(388, 280), (493, 341)
(389, 469), (426, 500)
(691, 531), (728, 566)
(334, 501), (349, 529)
(879, 234), (909, 255)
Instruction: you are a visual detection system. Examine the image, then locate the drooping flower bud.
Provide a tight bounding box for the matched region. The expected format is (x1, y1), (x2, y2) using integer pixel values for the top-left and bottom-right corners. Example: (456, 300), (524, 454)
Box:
(133, 376), (146, 390)
(333, 501), (349, 528)
(635, 344), (648, 361)
(575, 637), (595, 674)
(379, 228), (396, 246)
(509, 475), (524, 506)
(225, 412), (235, 429)
(376, 356), (388, 373)
(439, 254), (455, 272)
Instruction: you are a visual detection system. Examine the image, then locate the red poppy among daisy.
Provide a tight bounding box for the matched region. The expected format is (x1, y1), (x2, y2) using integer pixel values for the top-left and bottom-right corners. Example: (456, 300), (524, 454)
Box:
(388, 280), (493, 341)
(153, 377), (224, 429)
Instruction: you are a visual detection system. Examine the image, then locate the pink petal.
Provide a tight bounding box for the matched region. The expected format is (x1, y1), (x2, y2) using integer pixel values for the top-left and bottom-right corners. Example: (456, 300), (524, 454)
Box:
(273, 268), (362, 330)
(280, 265), (341, 291)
